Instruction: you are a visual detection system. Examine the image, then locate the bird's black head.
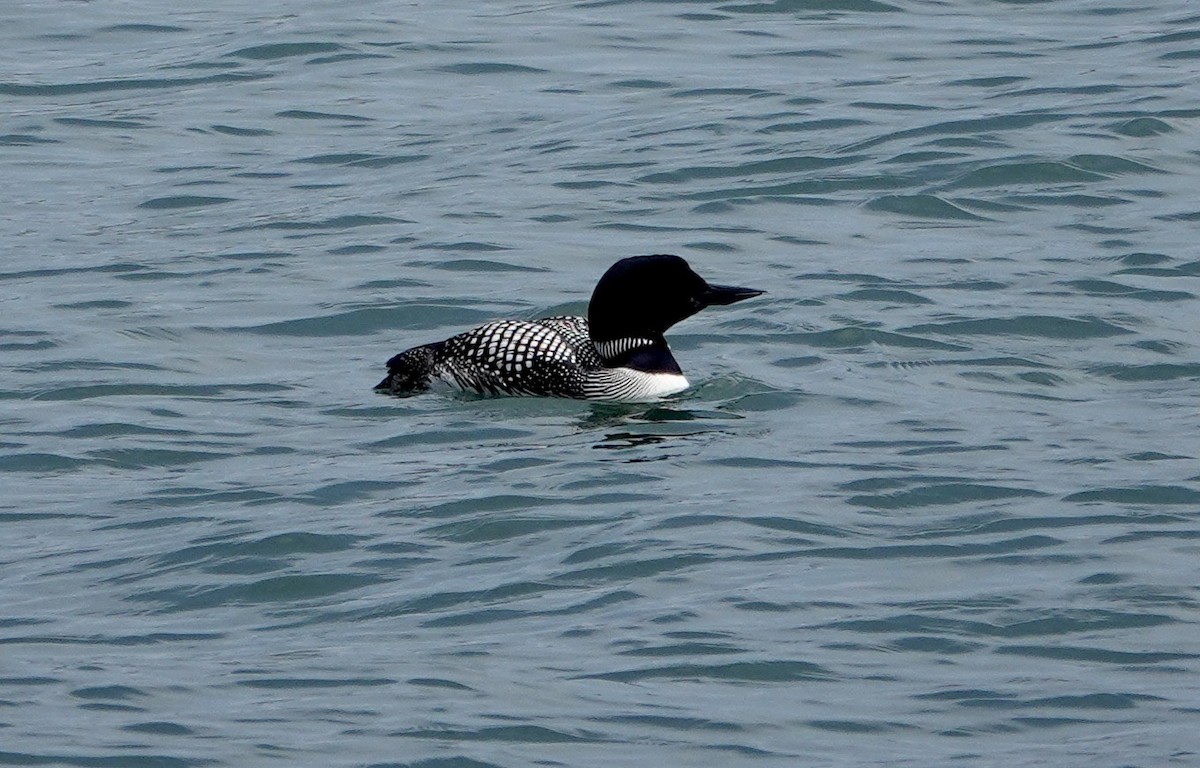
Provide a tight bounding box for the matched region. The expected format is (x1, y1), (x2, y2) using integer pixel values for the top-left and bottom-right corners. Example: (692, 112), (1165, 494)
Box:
(587, 254), (763, 343)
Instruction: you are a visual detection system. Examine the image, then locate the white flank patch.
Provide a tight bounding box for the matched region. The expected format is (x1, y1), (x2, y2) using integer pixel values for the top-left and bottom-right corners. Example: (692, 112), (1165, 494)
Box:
(584, 369), (690, 402)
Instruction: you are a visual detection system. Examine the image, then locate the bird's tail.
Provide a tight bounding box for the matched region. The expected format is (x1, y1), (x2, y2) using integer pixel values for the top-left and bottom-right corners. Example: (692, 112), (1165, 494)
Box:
(374, 342), (444, 394)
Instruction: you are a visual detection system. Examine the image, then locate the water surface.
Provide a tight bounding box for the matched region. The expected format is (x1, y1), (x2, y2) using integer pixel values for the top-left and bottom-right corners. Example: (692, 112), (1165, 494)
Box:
(3, 1), (1200, 766)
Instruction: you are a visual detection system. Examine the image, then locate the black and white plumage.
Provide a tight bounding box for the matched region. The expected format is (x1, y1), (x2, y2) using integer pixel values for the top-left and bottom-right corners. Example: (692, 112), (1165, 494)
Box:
(374, 254), (763, 402)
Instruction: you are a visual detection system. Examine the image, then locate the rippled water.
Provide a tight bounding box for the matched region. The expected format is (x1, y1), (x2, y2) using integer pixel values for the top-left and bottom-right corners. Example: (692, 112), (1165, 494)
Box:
(4, 1), (1200, 766)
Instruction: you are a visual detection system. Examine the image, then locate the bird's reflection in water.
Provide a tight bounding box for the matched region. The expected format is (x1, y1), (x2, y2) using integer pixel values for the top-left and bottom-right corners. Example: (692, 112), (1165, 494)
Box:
(580, 402), (738, 456)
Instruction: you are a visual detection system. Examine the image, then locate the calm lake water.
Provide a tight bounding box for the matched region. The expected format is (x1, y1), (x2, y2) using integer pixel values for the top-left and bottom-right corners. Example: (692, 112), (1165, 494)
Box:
(3, 1), (1200, 766)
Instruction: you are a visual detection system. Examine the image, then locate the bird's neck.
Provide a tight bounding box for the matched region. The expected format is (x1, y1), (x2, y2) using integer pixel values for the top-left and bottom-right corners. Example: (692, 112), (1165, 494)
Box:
(592, 335), (681, 375)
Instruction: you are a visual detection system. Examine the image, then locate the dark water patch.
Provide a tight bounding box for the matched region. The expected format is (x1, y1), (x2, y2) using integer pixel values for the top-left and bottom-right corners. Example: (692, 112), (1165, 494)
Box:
(618, 642), (743, 657)
(1068, 154), (1164, 175)
(435, 63), (547, 75)
(890, 635), (981, 654)
(638, 155), (855, 184)
(408, 677), (474, 691)
(294, 152), (428, 168)
(1024, 692), (1157, 710)
(368, 425), (533, 450)
(757, 118), (870, 134)
(0, 72), (266, 97)
(579, 659), (833, 683)
(948, 75), (1028, 88)
(0, 750), (210, 767)
(2, 261), (142, 281)
(1065, 485), (1200, 505)
(947, 161), (1108, 188)
(540, 589), (642, 619)
(396, 724), (597, 743)
(706, 456), (824, 471)
(129, 573), (385, 611)
(231, 171), (289, 179)
(32, 382), (286, 401)
(558, 553), (715, 583)
(1114, 251), (1171, 267)
(139, 195), (234, 210)
(234, 304), (495, 336)
(55, 117), (147, 129)
(113, 486), (282, 513)
(411, 250), (525, 263)
(0, 133), (60, 145)
(1130, 339), (1185, 355)
(1126, 451), (1190, 462)
(209, 124), (272, 137)
(275, 109), (373, 122)
(0, 675), (59, 685)
(807, 535), (1060, 560)
(1063, 279), (1193, 302)
(995, 644), (1197, 666)
(1008, 716), (1107, 729)
(774, 355), (824, 368)
(843, 112), (1065, 153)
(721, 390), (807, 412)
(852, 101), (935, 112)
(236, 676), (395, 689)
(685, 174), (908, 203)
(827, 609), (1171, 639)
(122, 721), (194, 736)
(425, 515), (599, 543)
(788, 327), (969, 351)
(720, 0), (899, 13)
(838, 288), (933, 304)
(304, 480), (416, 504)
(602, 714), (743, 731)
(311, 52), (391, 65)
(228, 214), (403, 231)
(0, 339), (56, 352)
(1009, 193), (1127, 207)
(884, 150), (971, 167)
(876, 356), (1052, 373)
(867, 194), (988, 220)
(406, 494), (556, 520)
(562, 542), (640, 566)
(227, 42), (344, 60)
(0, 453), (89, 473)
(742, 516), (852, 538)
(1155, 210), (1200, 223)
(63, 422), (187, 441)
(610, 78), (673, 89)
(421, 607), (527, 627)
(898, 441), (1010, 457)
(672, 87), (776, 98)
(915, 688), (1017, 706)
(366, 758), (505, 768)
(792, 269), (899, 284)
(89, 448), (230, 469)
(909, 512), (1185, 540)
(1160, 49), (1200, 60)
(56, 299), (134, 310)
(942, 279), (1011, 291)
(71, 685), (145, 701)
(554, 180), (626, 190)
(807, 719), (912, 733)
(1089, 363), (1200, 382)
(148, 532), (362, 572)
(1112, 117), (1173, 136)
(901, 315), (1131, 339)
(101, 24), (188, 33)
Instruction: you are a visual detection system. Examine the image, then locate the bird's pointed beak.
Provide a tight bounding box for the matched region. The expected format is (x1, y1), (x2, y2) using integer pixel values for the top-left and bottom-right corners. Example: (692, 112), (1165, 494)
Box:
(700, 283), (765, 306)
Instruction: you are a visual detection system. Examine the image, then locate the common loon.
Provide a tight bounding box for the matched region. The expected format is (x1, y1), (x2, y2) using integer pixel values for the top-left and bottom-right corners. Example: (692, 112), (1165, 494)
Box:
(374, 254), (763, 401)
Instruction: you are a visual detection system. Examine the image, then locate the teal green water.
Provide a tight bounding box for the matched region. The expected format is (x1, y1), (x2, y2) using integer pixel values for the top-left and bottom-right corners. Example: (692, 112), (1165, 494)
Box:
(3, 1), (1200, 766)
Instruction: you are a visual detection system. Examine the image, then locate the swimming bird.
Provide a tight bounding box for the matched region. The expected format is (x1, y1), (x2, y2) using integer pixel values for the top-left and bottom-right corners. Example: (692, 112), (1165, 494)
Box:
(374, 254), (763, 401)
